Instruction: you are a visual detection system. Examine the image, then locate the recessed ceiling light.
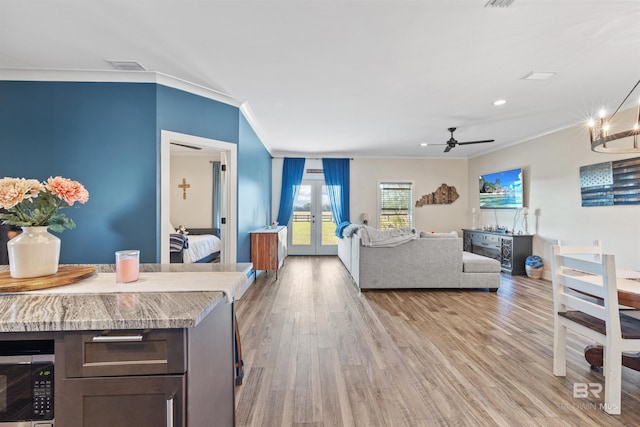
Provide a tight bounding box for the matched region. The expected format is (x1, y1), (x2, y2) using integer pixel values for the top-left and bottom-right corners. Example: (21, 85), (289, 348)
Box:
(492, 99), (507, 106)
(419, 143), (428, 147)
(522, 71), (556, 81)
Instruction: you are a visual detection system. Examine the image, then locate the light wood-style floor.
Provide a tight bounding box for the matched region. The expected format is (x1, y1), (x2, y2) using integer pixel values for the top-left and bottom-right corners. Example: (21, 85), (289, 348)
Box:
(234, 256), (640, 426)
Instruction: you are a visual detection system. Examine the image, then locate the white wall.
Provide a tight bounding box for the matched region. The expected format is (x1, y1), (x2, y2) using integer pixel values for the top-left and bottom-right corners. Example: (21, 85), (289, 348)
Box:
(468, 108), (640, 273)
(351, 158), (469, 232)
(170, 153), (220, 228)
(272, 157), (470, 233)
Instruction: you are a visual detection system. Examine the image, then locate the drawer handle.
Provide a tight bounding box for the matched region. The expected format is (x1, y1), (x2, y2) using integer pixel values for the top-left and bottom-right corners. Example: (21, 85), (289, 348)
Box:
(92, 335), (144, 342)
(166, 396), (175, 427)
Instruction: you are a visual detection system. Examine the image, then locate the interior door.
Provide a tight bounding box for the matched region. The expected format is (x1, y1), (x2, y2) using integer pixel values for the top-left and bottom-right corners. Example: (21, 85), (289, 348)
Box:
(287, 180), (338, 256)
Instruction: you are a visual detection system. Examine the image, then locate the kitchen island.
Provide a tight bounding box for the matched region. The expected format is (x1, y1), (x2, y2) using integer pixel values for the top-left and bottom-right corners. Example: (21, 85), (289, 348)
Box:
(0, 263), (252, 427)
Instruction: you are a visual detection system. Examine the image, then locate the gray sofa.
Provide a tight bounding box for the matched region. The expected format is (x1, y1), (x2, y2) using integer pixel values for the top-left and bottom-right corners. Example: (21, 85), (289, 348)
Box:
(338, 232), (501, 291)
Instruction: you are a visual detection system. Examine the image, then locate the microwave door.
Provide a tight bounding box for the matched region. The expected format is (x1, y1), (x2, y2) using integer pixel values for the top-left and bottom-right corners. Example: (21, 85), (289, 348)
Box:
(0, 357), (32, 422)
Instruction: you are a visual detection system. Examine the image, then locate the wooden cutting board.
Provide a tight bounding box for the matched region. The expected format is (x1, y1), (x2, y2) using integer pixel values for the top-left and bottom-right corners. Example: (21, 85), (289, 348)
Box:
(0, 266), (97, 293)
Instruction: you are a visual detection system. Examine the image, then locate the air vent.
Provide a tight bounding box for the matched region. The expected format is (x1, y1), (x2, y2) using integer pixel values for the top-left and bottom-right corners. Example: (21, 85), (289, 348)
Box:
(522, 71), (556, 81)
(306, 169), (323, 174)
(485, 0), (515, 7)
(107, 60), (147, 71)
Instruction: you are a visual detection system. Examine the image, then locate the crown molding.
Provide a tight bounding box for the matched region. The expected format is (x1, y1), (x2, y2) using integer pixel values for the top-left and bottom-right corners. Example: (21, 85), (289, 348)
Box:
(0, 68), (243, 106)
(0, 68), (270, 151)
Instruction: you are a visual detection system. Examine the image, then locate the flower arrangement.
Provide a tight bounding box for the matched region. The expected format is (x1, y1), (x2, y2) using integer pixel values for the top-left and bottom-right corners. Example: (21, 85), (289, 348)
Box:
(0, 176), (89, 232)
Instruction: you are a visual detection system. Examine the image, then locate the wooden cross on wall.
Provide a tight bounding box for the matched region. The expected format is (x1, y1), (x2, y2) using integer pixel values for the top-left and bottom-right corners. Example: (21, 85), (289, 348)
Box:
(178, 178), (190, 200)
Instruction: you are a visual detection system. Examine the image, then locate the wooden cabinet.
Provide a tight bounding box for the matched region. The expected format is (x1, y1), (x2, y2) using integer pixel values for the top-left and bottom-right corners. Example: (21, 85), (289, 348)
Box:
(250, 226), (287, 277)
(61, 375), (186, 427)
(462, 229), (533, 275)
(56, 300), (234, 427)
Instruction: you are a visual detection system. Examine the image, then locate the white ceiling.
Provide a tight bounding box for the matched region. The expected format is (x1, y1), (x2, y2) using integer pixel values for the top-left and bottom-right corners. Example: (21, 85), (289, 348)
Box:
(1, 0), (639, 158)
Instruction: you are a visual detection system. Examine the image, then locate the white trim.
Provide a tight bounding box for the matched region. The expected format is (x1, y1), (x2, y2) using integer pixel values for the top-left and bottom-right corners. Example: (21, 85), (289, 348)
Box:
(0, 68), (243, 107)
(2, 68), (272, 158)
(161, 130), (237, 264)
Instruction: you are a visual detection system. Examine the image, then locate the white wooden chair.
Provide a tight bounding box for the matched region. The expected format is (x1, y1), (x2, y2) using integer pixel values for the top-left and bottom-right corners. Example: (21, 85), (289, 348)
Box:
(551, 244), (640, 414)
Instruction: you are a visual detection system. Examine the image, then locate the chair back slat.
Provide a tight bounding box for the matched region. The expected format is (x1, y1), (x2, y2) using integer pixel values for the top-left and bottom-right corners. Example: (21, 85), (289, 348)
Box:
(557, 269), (605, 299)
(558, 292), (606, 320)
(551, 245), (621, 337)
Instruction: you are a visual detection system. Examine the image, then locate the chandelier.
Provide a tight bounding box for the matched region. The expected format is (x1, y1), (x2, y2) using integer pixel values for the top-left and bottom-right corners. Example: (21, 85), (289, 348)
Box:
(588, 79), (640, 153)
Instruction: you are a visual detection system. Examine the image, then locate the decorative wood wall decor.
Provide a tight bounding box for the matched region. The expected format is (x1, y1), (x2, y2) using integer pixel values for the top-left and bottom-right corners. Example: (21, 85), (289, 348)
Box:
(178, 178), (191, 200)
(415, 183), (459, 206)
(580, 156), (640, 206)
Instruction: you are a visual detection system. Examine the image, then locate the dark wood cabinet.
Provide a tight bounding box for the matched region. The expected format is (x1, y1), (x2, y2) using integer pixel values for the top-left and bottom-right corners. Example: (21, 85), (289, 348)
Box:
(462, 229), (533, 275)
(55, 300), (234, 427)
(250, 226), (287, 277)
(61, 375), (186, 427)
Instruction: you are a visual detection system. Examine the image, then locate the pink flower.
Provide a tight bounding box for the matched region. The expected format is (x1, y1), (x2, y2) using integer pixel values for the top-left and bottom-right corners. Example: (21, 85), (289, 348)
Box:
(45, 176), (90, 206)
(0, 177), (43, 209)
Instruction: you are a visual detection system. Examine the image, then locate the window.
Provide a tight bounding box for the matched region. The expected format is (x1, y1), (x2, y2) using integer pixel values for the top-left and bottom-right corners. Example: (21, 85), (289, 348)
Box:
(378, 181), (413, 229)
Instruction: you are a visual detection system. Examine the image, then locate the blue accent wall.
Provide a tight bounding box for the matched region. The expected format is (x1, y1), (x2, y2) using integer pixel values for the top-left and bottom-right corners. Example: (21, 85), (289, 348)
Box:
(1, 80), (272, 264)
(0, 81), (158, 264)
(238, 113), (273, 262)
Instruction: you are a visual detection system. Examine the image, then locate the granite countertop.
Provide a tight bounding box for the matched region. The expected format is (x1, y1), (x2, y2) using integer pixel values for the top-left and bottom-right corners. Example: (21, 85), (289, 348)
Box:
(0, 263), (251, 333)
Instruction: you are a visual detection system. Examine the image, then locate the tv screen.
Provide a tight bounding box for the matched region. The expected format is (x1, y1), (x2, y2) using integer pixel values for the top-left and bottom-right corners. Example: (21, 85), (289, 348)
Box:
(479, 168), (523, 209)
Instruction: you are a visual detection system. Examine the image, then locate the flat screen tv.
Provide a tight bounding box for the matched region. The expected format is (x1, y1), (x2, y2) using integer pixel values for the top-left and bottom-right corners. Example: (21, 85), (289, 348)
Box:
(479, 167), (523, 209)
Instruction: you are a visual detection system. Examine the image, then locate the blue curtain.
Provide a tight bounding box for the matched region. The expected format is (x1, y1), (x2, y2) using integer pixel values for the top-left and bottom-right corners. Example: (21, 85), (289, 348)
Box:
(276, 158), (305, 226)
(322, 158), (350, 236)
(211, 161), (221, 229)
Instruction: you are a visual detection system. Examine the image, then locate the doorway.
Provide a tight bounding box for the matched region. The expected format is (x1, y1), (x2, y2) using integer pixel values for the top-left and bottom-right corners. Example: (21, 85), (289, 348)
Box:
(287, 180), (338, 256)
(160, 130), (237, 264)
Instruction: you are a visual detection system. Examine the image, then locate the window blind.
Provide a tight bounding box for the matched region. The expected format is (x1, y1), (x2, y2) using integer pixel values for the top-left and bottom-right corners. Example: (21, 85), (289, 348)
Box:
(379, 182), (412, 229)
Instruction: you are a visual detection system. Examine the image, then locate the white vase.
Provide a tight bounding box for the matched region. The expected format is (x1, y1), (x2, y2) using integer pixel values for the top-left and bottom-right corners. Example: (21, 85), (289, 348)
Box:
(7, 226), (61, 278)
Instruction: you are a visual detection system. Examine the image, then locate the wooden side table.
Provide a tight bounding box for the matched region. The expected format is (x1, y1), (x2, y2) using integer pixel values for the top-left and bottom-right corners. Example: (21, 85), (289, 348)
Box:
(250, 226), (287, 278)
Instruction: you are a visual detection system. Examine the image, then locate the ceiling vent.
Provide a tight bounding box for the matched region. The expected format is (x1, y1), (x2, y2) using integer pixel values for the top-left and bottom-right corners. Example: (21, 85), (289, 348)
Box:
(522, 71), (557, 81)
(107, 60), (147, 71)
(485, 0), (515, 7)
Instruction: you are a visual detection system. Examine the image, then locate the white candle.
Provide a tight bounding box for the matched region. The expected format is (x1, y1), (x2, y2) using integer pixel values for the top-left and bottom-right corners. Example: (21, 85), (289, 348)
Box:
(523, 207), (529, 215)
(472, 208), (476, 214)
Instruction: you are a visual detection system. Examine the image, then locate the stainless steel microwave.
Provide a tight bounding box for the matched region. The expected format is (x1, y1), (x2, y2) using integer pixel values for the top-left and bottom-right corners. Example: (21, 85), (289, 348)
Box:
(0, 341), (54, 427)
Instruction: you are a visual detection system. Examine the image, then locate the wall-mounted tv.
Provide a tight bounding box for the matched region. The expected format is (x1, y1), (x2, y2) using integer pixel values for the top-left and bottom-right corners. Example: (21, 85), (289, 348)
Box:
(479, 168), (523, 209)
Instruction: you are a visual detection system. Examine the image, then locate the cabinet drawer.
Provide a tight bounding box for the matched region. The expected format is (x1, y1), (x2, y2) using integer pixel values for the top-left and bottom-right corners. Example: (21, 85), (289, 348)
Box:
(64, 329), (186, 378)
(472, 234), (500, 247)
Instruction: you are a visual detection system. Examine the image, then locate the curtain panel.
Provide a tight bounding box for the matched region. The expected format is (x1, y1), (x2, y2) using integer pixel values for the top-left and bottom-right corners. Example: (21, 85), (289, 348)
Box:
(276, 158), (306, 226)
(322, 158), (350, 236)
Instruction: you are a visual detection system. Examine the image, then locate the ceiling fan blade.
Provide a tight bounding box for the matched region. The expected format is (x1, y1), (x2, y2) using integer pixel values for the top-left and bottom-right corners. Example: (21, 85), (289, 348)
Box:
(457, 139), (495, 146)
(443, 145), (453, 153)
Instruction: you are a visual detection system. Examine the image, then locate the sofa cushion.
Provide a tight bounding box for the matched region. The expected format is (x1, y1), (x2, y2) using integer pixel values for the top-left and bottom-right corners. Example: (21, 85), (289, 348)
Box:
(462, 251), (501, 273)
(420, 230), (458, 238)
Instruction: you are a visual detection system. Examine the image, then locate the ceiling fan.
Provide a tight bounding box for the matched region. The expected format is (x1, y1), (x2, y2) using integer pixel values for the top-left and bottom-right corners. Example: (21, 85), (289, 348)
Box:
(431, 127), (495, 153)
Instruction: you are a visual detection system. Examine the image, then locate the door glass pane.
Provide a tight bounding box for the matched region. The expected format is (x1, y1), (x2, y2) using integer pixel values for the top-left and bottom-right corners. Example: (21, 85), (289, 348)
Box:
(321, 185), (338, 246)
(292, 185), (312, 246)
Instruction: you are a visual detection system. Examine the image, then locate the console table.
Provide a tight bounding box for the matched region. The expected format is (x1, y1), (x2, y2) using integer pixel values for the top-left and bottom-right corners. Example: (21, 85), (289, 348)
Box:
(250, 226), (287, 278)
(462, 229), (532, 275)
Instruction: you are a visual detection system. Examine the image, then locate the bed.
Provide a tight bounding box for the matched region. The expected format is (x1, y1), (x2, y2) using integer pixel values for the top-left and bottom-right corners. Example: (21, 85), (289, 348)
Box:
(170, 228), (221, 263)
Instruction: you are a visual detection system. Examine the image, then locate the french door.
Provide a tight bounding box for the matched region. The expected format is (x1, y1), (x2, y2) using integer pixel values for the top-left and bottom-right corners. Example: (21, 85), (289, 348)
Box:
(287, 180), (338, 256)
